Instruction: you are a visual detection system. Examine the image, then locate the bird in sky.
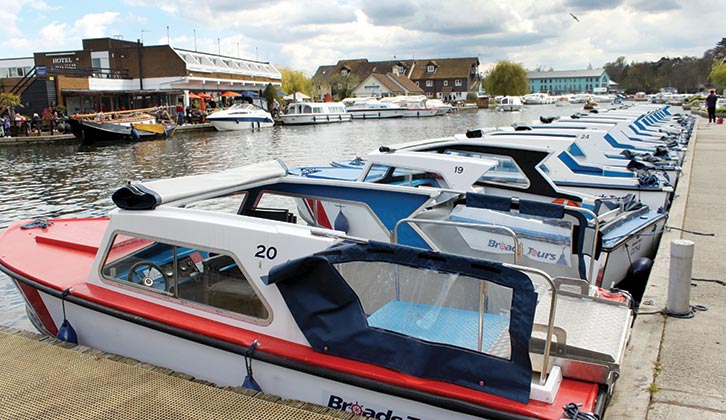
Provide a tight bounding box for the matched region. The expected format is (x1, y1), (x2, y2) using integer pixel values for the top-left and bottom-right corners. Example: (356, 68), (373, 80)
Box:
(569, 12), (580, 22)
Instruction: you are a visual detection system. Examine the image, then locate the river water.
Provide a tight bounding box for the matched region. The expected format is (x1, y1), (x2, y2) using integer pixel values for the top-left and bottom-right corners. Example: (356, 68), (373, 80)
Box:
(0, 103), (586, 331)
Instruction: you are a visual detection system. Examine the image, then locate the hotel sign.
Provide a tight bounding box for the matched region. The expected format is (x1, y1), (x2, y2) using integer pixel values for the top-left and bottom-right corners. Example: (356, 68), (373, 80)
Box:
(46, 53), (79, 70)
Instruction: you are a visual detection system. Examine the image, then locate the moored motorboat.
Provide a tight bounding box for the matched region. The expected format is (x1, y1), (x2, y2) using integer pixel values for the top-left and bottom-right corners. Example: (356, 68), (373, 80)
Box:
(68, 107), (177, 145)
(281, 102), (351, 125)
(206, 103), (274, 131)
(0, 162), (633, 420)
(495, 96), (523, 112)
(342, 97), (406, 119)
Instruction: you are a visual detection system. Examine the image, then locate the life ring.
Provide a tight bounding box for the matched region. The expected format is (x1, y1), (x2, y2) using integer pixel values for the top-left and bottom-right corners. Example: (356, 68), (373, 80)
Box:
(552, 198), (579, 207)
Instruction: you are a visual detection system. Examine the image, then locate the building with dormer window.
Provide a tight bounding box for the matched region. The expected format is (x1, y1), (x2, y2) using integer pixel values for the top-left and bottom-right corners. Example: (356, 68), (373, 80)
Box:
(313, 57), (480, 102)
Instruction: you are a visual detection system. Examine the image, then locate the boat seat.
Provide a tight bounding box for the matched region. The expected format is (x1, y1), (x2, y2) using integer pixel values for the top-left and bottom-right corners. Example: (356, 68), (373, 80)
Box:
(201, 255), (268, 318)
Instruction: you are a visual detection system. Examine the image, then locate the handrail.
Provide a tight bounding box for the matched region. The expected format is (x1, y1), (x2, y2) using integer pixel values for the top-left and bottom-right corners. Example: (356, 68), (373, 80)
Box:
(10, 66), (37, 96)
(503, 264), (557, 386)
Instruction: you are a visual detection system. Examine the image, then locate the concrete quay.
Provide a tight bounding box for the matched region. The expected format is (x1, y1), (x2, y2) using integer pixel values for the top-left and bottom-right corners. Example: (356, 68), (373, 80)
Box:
(608, 118), (726, 419)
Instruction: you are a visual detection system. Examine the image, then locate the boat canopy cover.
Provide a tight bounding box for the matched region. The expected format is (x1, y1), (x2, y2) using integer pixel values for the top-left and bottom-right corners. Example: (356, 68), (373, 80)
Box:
(266, 241), (537, 403)
(112, 161), (287, 210)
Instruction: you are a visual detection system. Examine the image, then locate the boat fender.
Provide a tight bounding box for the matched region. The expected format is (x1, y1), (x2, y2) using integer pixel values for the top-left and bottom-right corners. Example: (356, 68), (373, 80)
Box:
(131, 127), (140, 140)
(614, 257), (653, 305)
(56, 288), (78, 344)
(334, 210), (350, 233)
(242, 340), (262, 392)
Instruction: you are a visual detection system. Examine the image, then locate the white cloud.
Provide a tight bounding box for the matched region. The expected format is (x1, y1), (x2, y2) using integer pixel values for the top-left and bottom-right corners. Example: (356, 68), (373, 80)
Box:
(72, 12), (120, 38)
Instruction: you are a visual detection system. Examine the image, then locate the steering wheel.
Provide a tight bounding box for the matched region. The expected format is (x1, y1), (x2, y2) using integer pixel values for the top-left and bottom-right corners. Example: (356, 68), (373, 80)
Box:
(128, 261), (170, 291)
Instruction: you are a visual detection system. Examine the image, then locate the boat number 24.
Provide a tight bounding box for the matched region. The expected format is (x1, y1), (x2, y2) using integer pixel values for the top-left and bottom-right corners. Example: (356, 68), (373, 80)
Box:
(255, 245), (278, 260)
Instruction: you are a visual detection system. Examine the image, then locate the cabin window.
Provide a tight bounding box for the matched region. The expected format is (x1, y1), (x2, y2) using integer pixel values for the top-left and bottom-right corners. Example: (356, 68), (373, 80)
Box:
(249, 190), (390, 241)
(363, 163), (445, 189)
(101, 234), (269, 319)
(442, 150), (530, 189)
(337, 261), (513, 359)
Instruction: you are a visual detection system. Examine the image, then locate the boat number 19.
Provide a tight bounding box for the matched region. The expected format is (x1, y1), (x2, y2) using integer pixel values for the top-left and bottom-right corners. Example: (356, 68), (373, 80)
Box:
(454, 166), (464, 174)
(255, 245), (278, 260)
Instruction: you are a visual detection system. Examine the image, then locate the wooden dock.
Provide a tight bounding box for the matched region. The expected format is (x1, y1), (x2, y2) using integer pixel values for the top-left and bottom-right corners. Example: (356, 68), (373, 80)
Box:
(0, 326), (363, 420)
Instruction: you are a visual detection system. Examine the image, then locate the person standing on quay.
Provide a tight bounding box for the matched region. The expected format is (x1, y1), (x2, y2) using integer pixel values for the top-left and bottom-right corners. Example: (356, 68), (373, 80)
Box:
(175, 102), (185, 125)
(706, 89), (718, 123)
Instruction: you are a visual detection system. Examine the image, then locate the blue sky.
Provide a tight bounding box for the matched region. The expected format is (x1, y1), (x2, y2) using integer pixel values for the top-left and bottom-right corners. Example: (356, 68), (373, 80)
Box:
(2, 0), (723, 76)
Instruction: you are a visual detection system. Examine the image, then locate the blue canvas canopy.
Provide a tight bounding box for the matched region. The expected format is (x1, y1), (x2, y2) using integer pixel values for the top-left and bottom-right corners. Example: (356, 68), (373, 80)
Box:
(266, 241), (537, 403)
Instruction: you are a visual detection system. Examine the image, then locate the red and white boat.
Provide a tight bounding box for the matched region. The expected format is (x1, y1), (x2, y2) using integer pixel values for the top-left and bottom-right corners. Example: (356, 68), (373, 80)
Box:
(0, 161), (633, 420)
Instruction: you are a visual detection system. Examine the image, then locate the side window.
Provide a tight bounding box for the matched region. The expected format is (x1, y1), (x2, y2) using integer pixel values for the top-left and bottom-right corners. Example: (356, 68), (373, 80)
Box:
(444, 150), (530, 188)
(101, 234), (269, 319)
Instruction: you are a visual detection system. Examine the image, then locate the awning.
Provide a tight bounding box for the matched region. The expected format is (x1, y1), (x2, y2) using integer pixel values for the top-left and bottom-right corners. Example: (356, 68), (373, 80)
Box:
(220, 91), (240, 97)
(188, 92), (201, 99)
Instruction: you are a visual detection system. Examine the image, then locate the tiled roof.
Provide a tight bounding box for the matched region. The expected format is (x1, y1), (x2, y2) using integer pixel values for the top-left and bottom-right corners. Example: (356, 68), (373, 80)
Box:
(313, 57), (478, 84)
(408, 57), (479, 80)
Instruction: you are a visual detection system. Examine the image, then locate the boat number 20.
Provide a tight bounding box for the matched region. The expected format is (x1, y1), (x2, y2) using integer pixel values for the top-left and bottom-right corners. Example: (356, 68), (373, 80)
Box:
(454, 166), (464, 174)
(255, 245), (278, 260)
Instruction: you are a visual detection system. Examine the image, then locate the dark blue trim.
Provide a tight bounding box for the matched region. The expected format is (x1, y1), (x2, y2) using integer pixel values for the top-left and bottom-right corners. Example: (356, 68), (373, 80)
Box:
(267, 241), (536, 404)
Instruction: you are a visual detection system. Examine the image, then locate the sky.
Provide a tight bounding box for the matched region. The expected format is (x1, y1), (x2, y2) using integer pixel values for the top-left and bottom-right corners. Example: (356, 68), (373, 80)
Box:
(1, 0), (724, 76)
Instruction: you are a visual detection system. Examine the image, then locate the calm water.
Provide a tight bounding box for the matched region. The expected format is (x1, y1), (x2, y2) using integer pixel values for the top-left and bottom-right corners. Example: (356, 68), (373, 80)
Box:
(0, 103), (585, 331)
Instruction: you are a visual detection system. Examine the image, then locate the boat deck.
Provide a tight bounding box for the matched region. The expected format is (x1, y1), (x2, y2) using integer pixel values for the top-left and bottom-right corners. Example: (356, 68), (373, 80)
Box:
(0, 326), (364, 420)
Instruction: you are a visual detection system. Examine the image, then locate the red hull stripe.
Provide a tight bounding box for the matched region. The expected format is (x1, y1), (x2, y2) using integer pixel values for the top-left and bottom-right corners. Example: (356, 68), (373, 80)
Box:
(16, 281), (58, 336)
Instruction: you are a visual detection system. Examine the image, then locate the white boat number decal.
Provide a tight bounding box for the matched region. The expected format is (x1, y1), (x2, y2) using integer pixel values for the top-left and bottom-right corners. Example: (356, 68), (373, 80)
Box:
(454, 165), (464, 174)
(255, 245), (278, 260)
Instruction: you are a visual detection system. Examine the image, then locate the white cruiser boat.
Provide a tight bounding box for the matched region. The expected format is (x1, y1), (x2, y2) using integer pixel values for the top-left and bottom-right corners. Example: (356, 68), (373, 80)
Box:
(206, 104), (275, 131)
(342, 98), (406, 119)
(281, 102), (351, 125)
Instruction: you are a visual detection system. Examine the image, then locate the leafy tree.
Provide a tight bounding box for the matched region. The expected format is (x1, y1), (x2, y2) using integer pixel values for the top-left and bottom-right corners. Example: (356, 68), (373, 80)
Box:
(709, 61), (726, 89)
(0, 93), (23, 118)
(483, 61), (529, 96)
(278, 67), (312, 96)
(328, 73), (360, 101)
(261, 83), (279, 112)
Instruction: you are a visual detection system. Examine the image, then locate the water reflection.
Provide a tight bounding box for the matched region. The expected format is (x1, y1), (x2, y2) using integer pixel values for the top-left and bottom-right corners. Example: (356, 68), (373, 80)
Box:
(0, 103), (586, 330)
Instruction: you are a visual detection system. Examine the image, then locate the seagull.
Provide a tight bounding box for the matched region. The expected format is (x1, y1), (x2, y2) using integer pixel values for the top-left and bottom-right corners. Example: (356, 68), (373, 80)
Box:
(569, 12), (580, 22)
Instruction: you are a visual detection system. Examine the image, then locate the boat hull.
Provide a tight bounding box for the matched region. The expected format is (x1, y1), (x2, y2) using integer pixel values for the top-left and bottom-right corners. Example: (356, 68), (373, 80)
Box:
(208, 118), (274, 131)
(4, 274), (590, 420)
(348, 109), (406, 119)
(281, 113), (352, 125)
(69, 118), (176, 145)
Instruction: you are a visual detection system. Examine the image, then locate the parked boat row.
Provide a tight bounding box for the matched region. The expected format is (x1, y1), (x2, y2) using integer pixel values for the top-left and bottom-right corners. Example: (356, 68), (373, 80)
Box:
(0, 103), (694, 419)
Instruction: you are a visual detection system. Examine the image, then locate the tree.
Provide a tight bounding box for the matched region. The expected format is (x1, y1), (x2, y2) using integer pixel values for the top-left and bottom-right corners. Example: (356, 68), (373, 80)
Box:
(0, 93), (23, 118)
(328, 73), (360, 101)
(261, 83), (279, 112)
(483, 61), (529, 96)
(709, 60), (726, 89)
(278, 67), (312, 96)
